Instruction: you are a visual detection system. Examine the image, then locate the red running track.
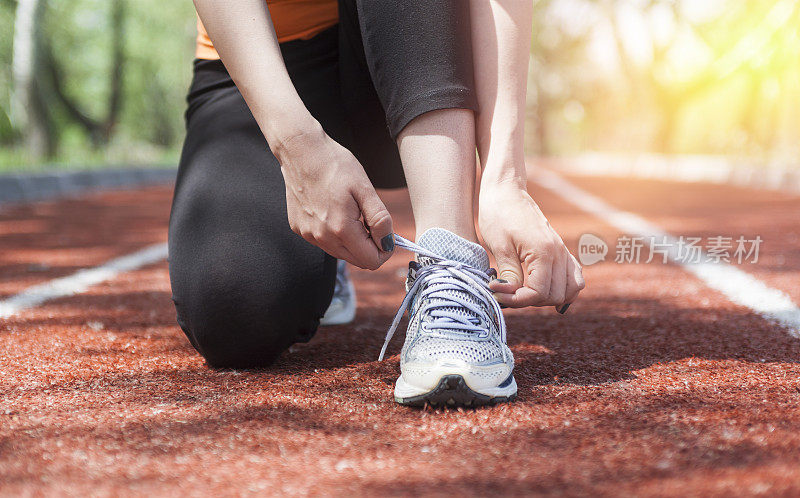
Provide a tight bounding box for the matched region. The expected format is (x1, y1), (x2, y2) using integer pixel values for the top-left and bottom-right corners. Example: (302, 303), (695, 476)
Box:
(1, 168), (800, 496)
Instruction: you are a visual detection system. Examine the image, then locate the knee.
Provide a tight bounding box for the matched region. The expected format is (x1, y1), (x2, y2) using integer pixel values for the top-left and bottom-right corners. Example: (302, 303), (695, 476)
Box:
(172, 264), (332, 369)
(187, 312), (295, 369)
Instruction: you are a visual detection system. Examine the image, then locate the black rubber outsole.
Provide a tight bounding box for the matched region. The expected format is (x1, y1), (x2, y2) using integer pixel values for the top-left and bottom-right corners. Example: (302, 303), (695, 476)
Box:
(395, 375), (517, 408)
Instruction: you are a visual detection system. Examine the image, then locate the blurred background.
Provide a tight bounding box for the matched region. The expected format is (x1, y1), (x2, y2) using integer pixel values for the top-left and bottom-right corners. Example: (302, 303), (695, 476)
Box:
(0, 0), (798, 173)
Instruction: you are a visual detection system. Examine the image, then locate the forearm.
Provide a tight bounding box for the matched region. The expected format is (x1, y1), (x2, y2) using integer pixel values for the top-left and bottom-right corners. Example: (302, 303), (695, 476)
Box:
(192, 0), (320, 153)
(469, 0), (533, 187)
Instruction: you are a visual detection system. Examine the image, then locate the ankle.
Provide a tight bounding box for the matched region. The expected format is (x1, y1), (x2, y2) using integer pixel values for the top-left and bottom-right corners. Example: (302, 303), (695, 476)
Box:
(414, 222), (478, 244)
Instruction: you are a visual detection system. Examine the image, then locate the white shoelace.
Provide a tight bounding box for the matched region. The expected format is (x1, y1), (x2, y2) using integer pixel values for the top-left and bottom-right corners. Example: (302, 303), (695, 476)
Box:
(378, 234), (507, 361)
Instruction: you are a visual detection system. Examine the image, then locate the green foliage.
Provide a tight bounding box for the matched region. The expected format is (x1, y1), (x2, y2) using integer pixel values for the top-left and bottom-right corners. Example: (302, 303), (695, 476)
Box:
(1, 0), (798, 172)
(0, 0), (195, 171)
(531, 0), (800, 160)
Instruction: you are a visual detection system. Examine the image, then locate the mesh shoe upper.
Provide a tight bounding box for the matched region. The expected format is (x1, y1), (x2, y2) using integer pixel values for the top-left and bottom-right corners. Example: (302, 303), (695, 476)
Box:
(380, 229), (513, 370)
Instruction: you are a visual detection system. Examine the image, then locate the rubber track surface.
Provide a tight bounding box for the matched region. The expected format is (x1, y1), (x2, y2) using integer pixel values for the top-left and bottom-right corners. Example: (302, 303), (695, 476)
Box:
(2, 172), (800, 496)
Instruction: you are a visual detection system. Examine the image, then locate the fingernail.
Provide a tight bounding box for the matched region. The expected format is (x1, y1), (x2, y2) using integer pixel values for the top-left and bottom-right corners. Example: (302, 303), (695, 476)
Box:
(495, 279), (508, 284)
(380, 234), (395, 252)
(556, 303), (571, 315)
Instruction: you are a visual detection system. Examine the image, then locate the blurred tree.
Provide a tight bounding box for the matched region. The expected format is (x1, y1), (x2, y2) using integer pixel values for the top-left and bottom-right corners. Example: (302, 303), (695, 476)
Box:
(1, 0), (798, 170)
(10, 0), (53, 156)
(528, 0), (596, 155)
(1, 0), (194, 168)
(527, 0), (800, 160)
(42, 0), (125, 149)
(605, 0), (800, 153)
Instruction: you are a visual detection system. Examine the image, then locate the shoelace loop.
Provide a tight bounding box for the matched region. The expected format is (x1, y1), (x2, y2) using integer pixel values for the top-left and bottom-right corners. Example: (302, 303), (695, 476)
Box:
(378, 234), (507, 361)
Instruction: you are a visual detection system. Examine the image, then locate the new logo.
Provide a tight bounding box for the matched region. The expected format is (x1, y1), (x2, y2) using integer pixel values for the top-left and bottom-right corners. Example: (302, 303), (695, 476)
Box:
(577, 233), (608, 266)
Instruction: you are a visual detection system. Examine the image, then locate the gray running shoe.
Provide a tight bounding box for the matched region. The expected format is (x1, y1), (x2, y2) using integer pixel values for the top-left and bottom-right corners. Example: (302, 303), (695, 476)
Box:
(320, 260), (356, 326)
(380, 228), (516, 407)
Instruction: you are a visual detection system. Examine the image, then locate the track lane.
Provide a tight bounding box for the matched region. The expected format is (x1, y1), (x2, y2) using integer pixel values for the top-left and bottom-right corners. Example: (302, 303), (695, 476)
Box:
(530, 166), (800, 337)
(3, 179), (800, 495)
(0, 186), (172, 299)
(540, 158), (800, 304)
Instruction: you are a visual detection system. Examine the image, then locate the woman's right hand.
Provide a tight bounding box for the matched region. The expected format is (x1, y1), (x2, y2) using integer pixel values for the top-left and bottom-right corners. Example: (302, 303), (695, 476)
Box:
(273, 123), (395, 270)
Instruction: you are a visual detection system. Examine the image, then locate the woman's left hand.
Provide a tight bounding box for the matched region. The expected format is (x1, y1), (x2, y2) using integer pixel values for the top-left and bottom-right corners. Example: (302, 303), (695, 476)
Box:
(479, 181), (585, 309)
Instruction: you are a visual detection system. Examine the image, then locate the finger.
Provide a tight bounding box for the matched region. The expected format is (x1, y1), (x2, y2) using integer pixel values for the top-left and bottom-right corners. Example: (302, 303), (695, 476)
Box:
(333, 244), (363, 269)
(353, 184), (394, 254)
(339, 218), (391, 270)
(564, 255), (584, 304)
(490, 252), (525, 293)
(554, 254), (573, 314)
(303, 231), (348, 262)
(524, 255), (552, 302)
(549, 252), (567, 306)
(489, 278), (523, 294)
(493, 286), (550, 308)
(495, 254), (555, 308)
(555, 303), (571, 315)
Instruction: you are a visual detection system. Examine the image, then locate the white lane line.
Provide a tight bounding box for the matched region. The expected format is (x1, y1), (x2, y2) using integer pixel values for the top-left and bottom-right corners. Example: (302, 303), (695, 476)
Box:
(0, 242), (168, 319)
(532, 168), (800, 338)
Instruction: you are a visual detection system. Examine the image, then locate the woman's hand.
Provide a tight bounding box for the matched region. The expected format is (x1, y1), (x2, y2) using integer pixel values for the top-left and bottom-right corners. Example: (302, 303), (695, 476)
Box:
(273, 124), (394, 270)
(479, 180), (585, 309)
(468, 0), (583, 309)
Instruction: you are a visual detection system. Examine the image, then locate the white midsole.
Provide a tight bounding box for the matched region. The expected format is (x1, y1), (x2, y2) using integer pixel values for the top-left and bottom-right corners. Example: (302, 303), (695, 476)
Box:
(394, 373), (517, 399)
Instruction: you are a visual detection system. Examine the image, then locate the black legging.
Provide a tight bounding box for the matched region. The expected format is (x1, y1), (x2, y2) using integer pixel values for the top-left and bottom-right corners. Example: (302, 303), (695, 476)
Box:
(169, 0), (476, 368)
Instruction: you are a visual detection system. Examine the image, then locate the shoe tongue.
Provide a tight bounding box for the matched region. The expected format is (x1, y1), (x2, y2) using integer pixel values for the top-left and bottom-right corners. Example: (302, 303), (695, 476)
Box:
(416, 228), (489, 271)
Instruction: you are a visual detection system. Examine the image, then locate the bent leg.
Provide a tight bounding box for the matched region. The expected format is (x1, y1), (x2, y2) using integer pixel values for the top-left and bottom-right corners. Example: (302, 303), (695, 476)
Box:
(343, 0), (479, 241)
(396, 109), (478, 242)
(169, 60), (338, 369)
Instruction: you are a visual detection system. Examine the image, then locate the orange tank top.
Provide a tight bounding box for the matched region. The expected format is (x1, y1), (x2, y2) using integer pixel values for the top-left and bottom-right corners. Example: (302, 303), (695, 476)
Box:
(196, 0), (339, 60)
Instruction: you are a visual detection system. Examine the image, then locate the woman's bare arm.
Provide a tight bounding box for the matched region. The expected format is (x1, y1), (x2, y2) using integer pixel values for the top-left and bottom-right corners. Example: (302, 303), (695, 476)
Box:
(470, 0), (585, 309)
(192, 1), (393, 269)
(469, 0), (532, 186)
(193, 0), (313, 147)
